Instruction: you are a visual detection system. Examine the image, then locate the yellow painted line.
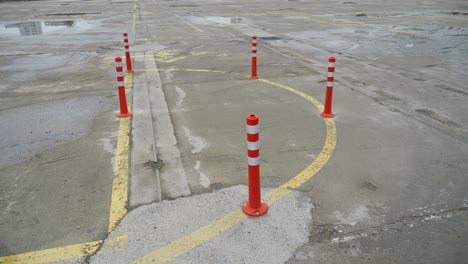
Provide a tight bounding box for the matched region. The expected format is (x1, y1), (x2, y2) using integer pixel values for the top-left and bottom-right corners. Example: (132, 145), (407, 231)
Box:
(259, 79), (337, 197)
(173, 13), (204, 32)
(132, 13), (137, 33)
(133, 78), (336, 263)
(108, 73), (133, 233)
(153, 49), (187, 63)
(134, 210), (248, 264)
(190, 51), (209, 56)
(132, 1), (137, 33)
(0, 240), (102, 264)
(98, 235), (128, 254)
(304, 17), (367, 28)
(148, 0), (202, 32)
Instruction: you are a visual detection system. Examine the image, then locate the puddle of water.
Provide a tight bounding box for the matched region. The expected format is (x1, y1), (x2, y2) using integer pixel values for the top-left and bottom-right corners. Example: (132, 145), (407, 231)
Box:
(0, 0), (44, 1)
(185, 16), (247, 25)
(0, 20), (90, 37)
(260, 36), (282, 40)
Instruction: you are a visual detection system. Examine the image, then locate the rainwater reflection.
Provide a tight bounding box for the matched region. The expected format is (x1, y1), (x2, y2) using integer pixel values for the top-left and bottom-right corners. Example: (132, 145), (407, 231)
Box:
(1, 20), (74, 36)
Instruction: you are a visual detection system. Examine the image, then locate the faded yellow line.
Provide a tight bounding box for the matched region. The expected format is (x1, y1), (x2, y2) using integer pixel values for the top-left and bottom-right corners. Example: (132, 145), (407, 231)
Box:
(133, 78), (336, 263)
(134, 210), (248, 264)
(0, 241), (102, 264)
(149, 0), (203, 32)
(259, 79), (337, 200)
(304, 17), (367, 28)
(98, 235), (128, 254)
(173, 14), (204, 32)
(108, 73), (133, 233)
(132, 13), (137, 33)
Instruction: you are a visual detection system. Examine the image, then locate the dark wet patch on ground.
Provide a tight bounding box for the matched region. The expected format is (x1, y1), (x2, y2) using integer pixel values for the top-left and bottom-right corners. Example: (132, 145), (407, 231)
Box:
(260, 36), (282, 40)
(362, 181), (378, 191)
(374, 90), (404, 102)
(309, 224), (339, 243)
(449, 12), (468, 15)
(45, 12), (100, 16)
(434, 84), (468, 96)
(169, 5), (199, 8)
(0, 0), (43, 2)
(415, 109), (463, 128)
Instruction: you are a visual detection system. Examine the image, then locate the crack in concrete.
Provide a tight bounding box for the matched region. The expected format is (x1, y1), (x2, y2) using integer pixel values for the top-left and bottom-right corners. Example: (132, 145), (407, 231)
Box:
(342, 206), (467, 237)
(310, 206), (468, 246)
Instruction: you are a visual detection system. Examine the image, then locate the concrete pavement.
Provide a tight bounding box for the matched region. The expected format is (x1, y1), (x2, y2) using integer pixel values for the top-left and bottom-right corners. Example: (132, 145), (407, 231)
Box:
(1, 0), (467, 263)
(0, 0), (136, 256)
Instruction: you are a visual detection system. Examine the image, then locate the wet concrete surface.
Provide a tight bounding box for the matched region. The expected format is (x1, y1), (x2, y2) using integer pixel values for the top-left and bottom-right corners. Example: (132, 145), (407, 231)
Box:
(1, 0), (468, 263)
(105, 0), (466, 263)
(0, 97), (112, 167)
(0, 0), (136, 256)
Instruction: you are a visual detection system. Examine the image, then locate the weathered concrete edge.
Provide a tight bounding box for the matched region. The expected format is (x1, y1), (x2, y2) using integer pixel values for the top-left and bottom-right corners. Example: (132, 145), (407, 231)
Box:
(142, 50), (191, 199)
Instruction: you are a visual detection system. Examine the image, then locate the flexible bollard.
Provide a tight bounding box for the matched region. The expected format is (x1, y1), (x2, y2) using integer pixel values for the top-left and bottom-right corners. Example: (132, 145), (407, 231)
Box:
(243, 114), (268, 216)
(115, 57), (132, 118)
(123, 32), (133, 73)
(321, 57), (336, 118)
(250, 36), (259, 79)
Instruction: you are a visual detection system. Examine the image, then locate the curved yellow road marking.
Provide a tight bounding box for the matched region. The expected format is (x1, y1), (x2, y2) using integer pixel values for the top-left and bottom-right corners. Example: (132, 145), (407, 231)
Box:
(259, 78), (336, 200)
(133, 78), (337, 263)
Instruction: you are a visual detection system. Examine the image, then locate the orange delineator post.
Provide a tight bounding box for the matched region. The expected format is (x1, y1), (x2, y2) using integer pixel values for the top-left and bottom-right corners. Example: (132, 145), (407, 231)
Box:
(250, 36), (259, 79)
(115, 56), (132, 118)
(123, 32), (133, 73)
(242, 114), (267, 216)
(321, 57), (336, 118)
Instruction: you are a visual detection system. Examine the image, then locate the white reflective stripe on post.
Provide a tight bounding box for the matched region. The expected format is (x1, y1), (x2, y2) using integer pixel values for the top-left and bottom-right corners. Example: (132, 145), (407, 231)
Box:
(252, 40), (257, 44)
(252, 54), (257, 57)
(327, 82), (334, 87)
(329, 62), (335, 68)
(246, 124), (259, 134)
(248, 157), (260, 166)
(116, 61), (123, 68)
(117, 81), (125, 87)
(247, 141), (259, 151)
(327, 72), (334, 77)
(252, 46), (257, 51)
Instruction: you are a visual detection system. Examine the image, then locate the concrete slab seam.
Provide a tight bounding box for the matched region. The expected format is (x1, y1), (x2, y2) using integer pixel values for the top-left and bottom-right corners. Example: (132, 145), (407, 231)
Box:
(132, 78), (337, 263)
(145, 50), (162, 202)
